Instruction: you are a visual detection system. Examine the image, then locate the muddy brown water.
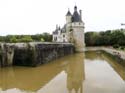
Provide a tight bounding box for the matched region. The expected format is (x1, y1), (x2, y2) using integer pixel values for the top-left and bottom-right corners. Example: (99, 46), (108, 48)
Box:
(0, 51), (125, 93)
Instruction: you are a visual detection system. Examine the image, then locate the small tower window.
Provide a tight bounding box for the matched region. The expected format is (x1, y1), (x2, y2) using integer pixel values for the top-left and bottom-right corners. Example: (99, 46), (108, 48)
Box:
(63, 35), (65, 38)
(70, 29), (73, 32)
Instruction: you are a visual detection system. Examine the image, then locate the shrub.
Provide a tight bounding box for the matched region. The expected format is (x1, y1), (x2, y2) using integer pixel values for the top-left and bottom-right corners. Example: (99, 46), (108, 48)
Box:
(120, 46), (124, 50)
(113, 44), (119, 48)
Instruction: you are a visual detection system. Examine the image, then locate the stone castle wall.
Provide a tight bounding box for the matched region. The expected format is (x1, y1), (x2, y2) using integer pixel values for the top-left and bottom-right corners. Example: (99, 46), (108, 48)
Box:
(0, 43), (74, 67)
(72, 26), (85, 52)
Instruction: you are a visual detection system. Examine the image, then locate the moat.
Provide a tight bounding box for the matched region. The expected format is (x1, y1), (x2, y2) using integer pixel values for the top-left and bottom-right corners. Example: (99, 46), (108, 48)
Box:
(0, 51), (125, 93)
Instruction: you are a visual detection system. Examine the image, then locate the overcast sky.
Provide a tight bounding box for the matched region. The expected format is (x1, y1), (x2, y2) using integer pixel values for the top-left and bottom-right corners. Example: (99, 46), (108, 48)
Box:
(0, 0), (125, 35)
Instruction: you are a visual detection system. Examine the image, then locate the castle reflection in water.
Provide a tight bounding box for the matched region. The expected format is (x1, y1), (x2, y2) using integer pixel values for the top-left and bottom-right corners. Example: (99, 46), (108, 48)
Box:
(65, 53), (85, 93)
(0, 53), (85, 93)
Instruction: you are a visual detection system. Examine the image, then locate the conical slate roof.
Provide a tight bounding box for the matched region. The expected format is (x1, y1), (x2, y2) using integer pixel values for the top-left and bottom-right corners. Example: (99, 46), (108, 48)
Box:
(72, 11), (81, 22)
(66, 10), (72, 16)
(72, 6), (81, 22)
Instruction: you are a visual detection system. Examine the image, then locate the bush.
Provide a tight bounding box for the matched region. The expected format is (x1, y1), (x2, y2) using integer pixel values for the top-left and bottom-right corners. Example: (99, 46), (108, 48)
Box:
(113, 44), (119, 48)
(120, 46), (124, 50)
(18, 36), (33, 42)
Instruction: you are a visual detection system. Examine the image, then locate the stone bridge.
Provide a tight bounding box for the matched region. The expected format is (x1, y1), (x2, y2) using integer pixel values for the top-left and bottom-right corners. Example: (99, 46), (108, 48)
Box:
(0, 42), (74, 67)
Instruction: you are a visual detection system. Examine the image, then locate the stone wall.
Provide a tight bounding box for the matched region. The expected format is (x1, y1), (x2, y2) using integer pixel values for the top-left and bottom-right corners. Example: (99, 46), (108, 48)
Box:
(85, 47), (125, 65)
(0, 43), (74, 67)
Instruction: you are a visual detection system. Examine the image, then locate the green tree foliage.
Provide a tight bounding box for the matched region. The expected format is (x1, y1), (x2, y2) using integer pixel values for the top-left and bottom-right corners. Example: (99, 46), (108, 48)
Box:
(0, 36), (5, 42)
(110, 30), (125, 45)
(42, 33), (52, 42)
(85, 32), (97, 46)
(31, 34), (43, 41)
(0, 32), (52, 43)
(31, 33), (52, 42)
(18, 35), (33, 42)
(10, 36), (18, 43)
(85, 29), (125, 46)
(40, 38), (45, 42)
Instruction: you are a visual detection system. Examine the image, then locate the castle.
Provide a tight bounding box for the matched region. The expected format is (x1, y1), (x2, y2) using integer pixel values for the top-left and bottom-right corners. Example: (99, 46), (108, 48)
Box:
(52, 5), (85, 52)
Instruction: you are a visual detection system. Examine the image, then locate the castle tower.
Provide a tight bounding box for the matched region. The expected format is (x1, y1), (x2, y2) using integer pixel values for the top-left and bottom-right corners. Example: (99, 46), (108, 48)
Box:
(66, 9), (72, 24)
(71, 5), (85, 52)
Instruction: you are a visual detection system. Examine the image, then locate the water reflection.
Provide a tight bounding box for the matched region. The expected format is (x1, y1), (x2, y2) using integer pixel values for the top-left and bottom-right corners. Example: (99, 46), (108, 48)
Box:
(85, 51), (125, 81)
(1, 51), (125, 93)
(0, 63), (62, 91)
(85, 51), (103, 60)
(85, 51), (125, 93)
(0, 53), (85, 93)
(65, 53), (85, 93)
(101, 52), (125, 80)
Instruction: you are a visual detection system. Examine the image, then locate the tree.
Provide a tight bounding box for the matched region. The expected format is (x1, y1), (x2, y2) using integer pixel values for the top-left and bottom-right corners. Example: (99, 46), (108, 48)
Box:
(10, 36), (18, 43)
(85, 29), (125, 46)
(42, 33), (52, 42)
(85, 32), (99, 46)
(110, 30), (124, 45)
(41, 38), (45, 42)
(0, 36), (5, 42)
(18, 35), (33, 42)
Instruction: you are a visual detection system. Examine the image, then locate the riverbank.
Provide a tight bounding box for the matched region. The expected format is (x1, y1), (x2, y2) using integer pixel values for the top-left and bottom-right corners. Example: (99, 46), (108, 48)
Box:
(85, 47), (125, 61)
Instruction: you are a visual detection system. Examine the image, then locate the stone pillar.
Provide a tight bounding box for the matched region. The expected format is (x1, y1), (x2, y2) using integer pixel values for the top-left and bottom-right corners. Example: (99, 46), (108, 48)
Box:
(0, 43), (15, 67)
(6, 44), (15, 66)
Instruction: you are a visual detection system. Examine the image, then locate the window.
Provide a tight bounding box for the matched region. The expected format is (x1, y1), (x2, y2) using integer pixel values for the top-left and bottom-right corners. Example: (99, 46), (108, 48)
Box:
(70, 29), (73, 32)
(63, 35), (65, 38)
(54, 36), (57, 41)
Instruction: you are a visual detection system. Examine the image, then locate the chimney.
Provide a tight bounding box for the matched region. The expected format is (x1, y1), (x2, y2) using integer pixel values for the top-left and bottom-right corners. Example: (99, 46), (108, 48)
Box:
(56, 24), (58, 30)
(79, 10), (82, 20)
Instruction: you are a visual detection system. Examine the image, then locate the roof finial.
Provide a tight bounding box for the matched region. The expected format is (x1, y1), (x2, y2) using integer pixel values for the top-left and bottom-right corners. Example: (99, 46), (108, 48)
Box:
(56, 24), (58, 29)
(66, 8), (72, 16)
(74, 2), (77, 11)
(68, 8), (70, 11)
(74, 5), (77, 11)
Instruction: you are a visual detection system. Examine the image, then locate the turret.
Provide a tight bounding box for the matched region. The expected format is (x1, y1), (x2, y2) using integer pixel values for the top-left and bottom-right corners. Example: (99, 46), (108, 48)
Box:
(66, 9), (72, 23)
(71, 5), (85, 52)
(79, 10), (82, 21)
